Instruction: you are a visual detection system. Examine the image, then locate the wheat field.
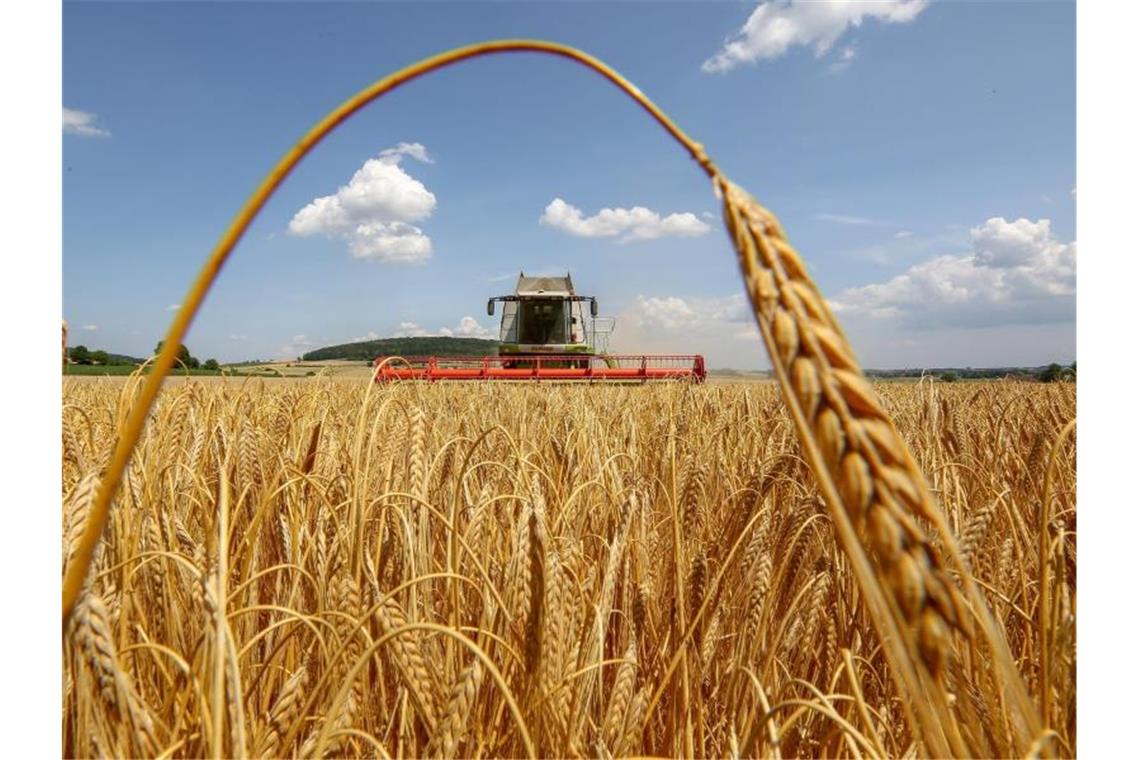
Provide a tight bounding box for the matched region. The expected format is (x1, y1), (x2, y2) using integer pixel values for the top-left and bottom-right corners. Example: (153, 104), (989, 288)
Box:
(61, 377), (1074, 758)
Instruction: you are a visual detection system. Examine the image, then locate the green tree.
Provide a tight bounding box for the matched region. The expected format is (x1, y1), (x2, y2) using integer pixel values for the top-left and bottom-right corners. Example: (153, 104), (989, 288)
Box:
(71, 345), (91, 365)
(203, 358), (220, 371)
(939, 371), (959, 383)
(1038, 363), (1065, 383)
(91, 350), (109, 365)
(155, 341), (194, 368)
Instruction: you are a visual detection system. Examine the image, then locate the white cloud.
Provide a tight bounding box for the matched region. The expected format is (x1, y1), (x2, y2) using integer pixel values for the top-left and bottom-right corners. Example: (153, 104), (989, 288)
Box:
(629, 293), (752, 334)
(702, 0), (928, 73)
(828, 44), (859, 73)
(63, 107), (110, 137)
(630, 296), (697, 330)
(165, 303), (181, 311)
(289, 143), (436, 263)
(609, 293), (765, 366)
(815, 212), (883, 226)
(278, 334), (314, 358)
(894, 230), (913, 239)
(391, 321), (430, 338)
(540, 198), (711, 241)
(390, 316), (495, 339)
(228, 334), (247, 341)
(830, 217), (1075, 327)
(454, 316), (494, 338)
(81, 324), (97, 331)
(380, 142), (434, 164)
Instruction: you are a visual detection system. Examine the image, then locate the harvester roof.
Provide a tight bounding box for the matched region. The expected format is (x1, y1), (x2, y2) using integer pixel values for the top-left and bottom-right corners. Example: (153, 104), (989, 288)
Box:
(516, 272), (574, 297)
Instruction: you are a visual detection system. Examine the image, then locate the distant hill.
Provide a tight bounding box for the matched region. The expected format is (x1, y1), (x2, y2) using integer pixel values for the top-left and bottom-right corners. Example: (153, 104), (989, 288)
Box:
(65, 347), (145, 365)
(106, 352), (146, 365)
(863, 365), (1064, 380)
(302, 336), (500, 361)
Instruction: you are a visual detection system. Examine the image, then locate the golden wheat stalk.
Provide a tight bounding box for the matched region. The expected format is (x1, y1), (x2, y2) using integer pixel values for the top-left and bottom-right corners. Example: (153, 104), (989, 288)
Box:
(714, 176), (1042, 753)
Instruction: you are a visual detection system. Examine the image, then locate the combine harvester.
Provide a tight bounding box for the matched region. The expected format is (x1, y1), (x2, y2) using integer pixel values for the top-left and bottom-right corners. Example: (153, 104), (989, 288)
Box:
(374, 273), (706, 382)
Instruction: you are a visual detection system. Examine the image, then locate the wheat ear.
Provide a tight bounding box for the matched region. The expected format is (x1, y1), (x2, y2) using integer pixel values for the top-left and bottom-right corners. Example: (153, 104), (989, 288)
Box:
(374, 594), (442, 732)
(437, 658), (484, 759)
(715, 175), (1041, 753)
(70, 593), (158, 757)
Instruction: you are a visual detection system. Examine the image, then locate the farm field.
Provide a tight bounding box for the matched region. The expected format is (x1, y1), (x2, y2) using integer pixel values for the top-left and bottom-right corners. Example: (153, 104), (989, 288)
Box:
(61, 378), (1075, 758)
(63, 359), (375, 380)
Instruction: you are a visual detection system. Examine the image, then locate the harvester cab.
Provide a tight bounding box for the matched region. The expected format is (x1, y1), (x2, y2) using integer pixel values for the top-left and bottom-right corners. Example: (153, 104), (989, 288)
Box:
(374, 271), (705, 382)
(486, 273), (613, 360)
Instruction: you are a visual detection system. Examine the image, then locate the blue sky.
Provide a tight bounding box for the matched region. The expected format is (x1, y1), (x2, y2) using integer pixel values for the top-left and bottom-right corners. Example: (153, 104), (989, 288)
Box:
(62, 0), (1075, 369)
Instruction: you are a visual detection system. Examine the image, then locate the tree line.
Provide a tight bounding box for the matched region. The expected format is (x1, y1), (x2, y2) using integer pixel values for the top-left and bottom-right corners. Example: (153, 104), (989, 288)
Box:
(66, 342), (219, 371)
(153, 341), (219, 371)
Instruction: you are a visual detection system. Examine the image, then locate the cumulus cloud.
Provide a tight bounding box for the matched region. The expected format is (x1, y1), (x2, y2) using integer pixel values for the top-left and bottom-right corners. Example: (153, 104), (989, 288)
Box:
(631, 296), (697, 330)
(390, 316), (494, 339)
(289, 143), (436, 263)
(453, 316), (495, 338)
(702, 0), (928, 73)
(629, 293), (754, 338)
(540, 198), (711, 241)
(165, 303), (181, 311)
(610, 292), (765, 363)
(830, 217), (1075, 327)
(81, 324), (97, 331)
(63, 107), (110, 137)
(279, 334), (314, 358)
(391, 321), (429, 338)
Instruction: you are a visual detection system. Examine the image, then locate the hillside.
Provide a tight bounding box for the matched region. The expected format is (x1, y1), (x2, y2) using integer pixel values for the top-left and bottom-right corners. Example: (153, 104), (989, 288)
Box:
(302, 336), (500, 361)
(66, 347), (145, 365)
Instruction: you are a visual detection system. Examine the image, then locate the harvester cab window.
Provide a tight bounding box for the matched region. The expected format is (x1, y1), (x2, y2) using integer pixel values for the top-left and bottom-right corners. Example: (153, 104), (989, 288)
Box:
(519, 300), (567, 344)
